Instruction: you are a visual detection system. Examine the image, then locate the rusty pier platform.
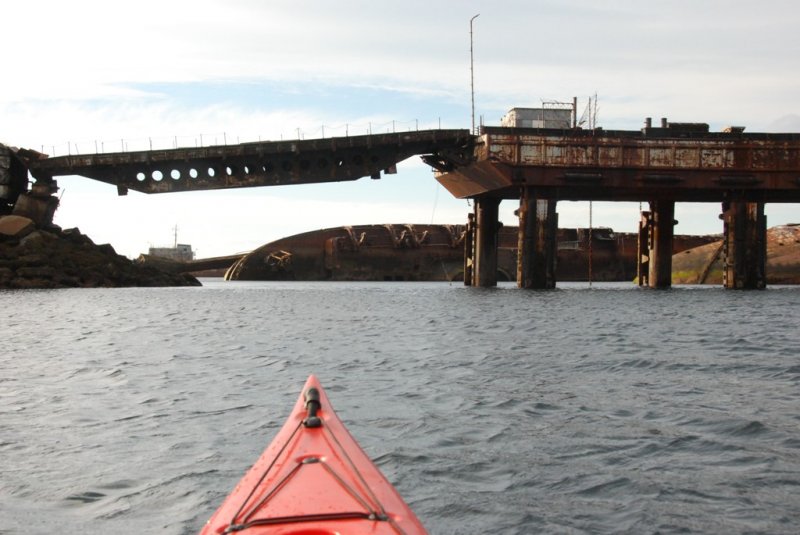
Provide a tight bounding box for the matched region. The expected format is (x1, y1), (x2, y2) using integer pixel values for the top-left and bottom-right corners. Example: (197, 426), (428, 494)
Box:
(429, 120), (800, 289)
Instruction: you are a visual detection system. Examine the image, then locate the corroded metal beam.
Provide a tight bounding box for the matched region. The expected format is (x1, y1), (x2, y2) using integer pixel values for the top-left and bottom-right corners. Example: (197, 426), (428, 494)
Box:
(29, 130), (473, 194)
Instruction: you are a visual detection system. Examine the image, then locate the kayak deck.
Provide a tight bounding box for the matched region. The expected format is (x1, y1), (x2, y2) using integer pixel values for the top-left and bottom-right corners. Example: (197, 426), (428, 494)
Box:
(201, 375), (427, 534)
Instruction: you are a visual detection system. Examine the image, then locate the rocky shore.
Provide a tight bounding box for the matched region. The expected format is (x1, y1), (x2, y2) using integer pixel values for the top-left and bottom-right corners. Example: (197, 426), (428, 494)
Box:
(0, 215), (200, 289)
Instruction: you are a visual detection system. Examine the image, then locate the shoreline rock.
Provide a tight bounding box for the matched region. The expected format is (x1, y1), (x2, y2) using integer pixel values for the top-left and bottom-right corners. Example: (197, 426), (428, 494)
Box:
(0, 217), (200, 289)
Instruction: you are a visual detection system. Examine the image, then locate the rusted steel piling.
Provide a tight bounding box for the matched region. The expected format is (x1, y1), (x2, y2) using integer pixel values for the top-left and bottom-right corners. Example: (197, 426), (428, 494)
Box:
(471, 196), (500, 287)
(722, 201), (767, 289)
(517, 188), (557, 289)
(647, 200), (676, 289)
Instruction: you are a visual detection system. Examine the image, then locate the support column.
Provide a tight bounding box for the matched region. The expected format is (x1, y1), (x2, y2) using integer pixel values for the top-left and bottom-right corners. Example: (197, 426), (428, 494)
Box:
(639, 200), (675, 288)
(472, 196), (500, 287)
(517, 188), (557, 289)
(721, 201), (766, 289)
(637, 210), (651, 287)
(463, 211), (475, 286)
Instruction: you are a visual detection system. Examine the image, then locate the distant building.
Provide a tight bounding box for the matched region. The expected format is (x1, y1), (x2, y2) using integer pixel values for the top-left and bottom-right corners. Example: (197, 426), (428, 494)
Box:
(148, 243), (195, 262)
(500, 107), (573, 129)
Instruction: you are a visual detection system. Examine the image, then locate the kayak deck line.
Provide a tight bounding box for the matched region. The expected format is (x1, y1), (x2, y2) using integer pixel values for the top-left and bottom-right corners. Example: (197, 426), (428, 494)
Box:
(225, 448), (392, 532)
(201, 375), (427, 534)
(226, 388), (393, 531)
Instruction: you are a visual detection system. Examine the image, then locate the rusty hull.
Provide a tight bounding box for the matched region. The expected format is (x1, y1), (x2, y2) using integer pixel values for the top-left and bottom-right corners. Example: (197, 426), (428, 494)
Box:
(433, 126), (800, 202)
(226, 224), (474, 282)
(224, 223), (716, 282)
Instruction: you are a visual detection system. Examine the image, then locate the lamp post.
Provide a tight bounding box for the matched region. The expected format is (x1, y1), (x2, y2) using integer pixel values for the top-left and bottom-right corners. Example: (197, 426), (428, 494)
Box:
(470, 13), (480, 134)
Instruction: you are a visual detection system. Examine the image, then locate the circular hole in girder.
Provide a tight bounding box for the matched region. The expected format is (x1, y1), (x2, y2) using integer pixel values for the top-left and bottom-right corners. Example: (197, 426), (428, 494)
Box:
(336, 159), (344, 167)
(189, 168), (198, 179)
(207, 167), (216, 177)
(226, 166), (234, 176)
(136, 172), (146, 181)
(152, 170), (164, 181)
(243, 165), (250, 175)
(264, 162), (274, 173)
(171, 169), (181, 180)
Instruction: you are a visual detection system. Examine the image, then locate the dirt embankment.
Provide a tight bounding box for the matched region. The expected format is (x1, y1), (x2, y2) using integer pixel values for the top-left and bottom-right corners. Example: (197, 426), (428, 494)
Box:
(672, 224), (800, 285)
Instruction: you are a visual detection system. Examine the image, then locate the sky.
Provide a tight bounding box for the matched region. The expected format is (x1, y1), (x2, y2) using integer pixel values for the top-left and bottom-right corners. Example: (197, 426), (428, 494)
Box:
(2, 0), (799, 259)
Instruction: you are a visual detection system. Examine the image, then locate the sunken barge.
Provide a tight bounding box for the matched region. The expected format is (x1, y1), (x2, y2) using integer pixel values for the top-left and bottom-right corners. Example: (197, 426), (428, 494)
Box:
(224, 224), (715, 282)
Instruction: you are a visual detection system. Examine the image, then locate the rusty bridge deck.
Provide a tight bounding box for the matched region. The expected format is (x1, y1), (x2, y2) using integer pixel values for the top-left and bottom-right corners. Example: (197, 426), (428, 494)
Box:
(29, 129), (473, 195)
(431, 125), (800, 203)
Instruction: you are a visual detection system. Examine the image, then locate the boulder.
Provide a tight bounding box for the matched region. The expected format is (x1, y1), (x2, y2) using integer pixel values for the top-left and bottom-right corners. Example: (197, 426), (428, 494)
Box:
(0, 215), (35, 240)
(12, 193), (59, 227)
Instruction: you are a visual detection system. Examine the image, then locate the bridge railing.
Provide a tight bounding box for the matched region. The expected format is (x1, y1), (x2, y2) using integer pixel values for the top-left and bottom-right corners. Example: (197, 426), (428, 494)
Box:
(35, 118), (448, 157)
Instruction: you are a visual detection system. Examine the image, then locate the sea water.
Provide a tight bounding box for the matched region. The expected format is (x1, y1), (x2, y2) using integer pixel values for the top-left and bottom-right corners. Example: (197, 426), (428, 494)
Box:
(2, 280), (799, 534)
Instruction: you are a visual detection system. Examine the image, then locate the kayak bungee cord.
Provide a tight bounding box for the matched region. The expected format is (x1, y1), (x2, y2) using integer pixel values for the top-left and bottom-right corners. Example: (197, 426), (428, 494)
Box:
(320, 418), (409, 535)
(227, 457), (388, 532)
(226, 512), (386, 530)
(221, 386), (407, 534)
(225, 419), (304, 527)
(226, 388), (325, 527)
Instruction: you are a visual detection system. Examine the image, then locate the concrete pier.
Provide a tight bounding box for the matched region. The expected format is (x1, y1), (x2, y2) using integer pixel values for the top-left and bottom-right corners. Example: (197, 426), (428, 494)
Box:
(722, 201), (767, 289)
(517, 189), (557, 289)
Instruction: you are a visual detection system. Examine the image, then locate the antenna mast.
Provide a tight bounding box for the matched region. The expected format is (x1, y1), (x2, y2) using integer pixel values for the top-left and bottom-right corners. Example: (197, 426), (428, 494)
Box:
(470, 14), (480, 134)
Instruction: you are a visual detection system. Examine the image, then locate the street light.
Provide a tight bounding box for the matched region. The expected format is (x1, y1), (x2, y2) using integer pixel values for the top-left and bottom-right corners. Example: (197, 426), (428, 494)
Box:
(470, 13), (480, 134)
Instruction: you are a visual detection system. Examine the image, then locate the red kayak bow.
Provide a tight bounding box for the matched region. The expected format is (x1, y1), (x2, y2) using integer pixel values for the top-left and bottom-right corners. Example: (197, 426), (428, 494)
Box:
(200, 375), (427, 534)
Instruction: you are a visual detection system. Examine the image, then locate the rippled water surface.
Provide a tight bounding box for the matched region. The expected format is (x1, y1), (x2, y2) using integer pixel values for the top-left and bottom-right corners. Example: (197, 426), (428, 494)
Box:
(2, 280), (800, 534)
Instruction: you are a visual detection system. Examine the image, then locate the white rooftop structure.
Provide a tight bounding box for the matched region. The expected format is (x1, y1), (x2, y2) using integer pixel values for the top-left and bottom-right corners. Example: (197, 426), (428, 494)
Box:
(500, 107), (573, 129)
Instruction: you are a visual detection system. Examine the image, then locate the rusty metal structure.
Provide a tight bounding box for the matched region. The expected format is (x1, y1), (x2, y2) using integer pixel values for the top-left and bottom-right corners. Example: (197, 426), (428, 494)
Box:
(29, 130), (472, 195)
(225, 224), (472, 282)
(428, 119), (800, 289)
(23, 117), (800, 289)
(222, 224), (714, 282)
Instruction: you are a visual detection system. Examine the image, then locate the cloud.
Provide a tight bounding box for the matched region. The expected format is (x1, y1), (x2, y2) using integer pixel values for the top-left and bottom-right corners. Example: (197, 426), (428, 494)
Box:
(766, 115), (800, 133)
(5, 1), (799, 130)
